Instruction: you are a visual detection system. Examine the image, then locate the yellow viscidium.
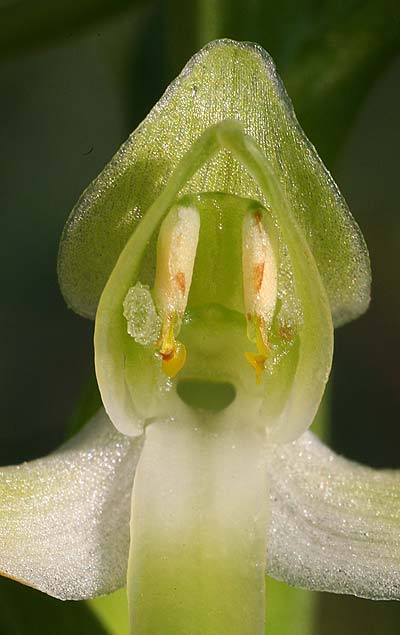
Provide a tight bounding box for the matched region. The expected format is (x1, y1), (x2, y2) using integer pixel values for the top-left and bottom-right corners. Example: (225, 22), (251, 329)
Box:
(158, 316), (187, 377)
(244, 316), (270, 383)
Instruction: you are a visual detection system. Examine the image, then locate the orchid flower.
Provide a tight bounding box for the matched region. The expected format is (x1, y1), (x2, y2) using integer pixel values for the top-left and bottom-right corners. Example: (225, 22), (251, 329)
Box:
(1, 39), (399, 634)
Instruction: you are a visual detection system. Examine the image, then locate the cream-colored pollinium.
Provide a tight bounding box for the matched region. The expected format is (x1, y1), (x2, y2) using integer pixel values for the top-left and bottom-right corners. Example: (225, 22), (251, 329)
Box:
(154, 205), (200, 320)
(242, 210), (279, 383)
(153, 205), (200, 378)
(242, 210), (278, 326)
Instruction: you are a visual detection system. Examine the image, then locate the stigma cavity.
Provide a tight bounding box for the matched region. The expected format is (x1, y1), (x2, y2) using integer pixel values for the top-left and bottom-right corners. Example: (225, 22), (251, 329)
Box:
(242, 210), (278, 383)
(153, 205), (200, 377)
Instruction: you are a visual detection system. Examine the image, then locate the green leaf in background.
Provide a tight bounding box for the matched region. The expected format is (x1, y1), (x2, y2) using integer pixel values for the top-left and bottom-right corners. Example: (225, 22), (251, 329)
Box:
(89, 588), (129, 635)
(0, 0), (147, 58)
(89, 581), (315, 635)
(315, 594), (400, 635)
(283, 0), (400, 163)
(0, 578), (108, 635)
(167, 0), (400, 163)
(66, 371), (102, 438)
(266, 578), (315, 635)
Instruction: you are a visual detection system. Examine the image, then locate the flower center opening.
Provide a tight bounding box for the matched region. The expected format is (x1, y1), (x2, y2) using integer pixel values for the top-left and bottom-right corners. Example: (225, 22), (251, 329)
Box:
(176, 379), (236, 412)
(122, 192), (300, 419)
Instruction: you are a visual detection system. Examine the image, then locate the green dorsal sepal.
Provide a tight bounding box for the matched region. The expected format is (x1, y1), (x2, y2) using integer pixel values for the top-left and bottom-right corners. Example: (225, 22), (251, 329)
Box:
(59, 39), (370, 326)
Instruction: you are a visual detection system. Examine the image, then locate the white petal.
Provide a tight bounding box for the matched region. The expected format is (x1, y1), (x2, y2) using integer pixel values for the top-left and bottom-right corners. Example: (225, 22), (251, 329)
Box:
(0, 410), (141, 600)
(3, 409), (398, 603)
(268, 431), (400, 600)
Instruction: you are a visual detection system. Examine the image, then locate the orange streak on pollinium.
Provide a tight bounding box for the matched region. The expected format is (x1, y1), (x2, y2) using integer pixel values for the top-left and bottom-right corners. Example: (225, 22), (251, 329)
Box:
(279, 324), (295, 342)
(254, 262), (265, 292)
(254, 210), (263, 230)
(161, 349), (175, 361)
(175, 271), (186, 294)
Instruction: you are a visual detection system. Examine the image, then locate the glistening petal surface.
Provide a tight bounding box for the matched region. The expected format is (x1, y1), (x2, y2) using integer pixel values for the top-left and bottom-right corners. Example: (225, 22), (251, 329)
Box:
(0, 410), (141, 600)
(267, 431), (400, 600)
(58, 39), (370, 326)
(3, 412), (397, 602)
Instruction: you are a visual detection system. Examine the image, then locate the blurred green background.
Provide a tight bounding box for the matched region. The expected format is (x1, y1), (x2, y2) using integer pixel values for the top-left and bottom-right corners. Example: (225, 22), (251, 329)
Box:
(0, 1), (399, 633)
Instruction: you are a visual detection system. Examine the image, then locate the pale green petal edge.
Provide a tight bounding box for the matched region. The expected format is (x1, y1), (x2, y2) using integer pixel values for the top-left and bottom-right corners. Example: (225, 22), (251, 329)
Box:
(58, 38), (370, 326)
(0, 410), (141, 600)
(268, 431), (400, 600)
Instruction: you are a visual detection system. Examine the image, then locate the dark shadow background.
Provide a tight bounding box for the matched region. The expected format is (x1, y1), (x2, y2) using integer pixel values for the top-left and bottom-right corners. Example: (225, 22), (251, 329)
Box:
(333, 54), (400, 468)
(0, 1), (399, 633)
